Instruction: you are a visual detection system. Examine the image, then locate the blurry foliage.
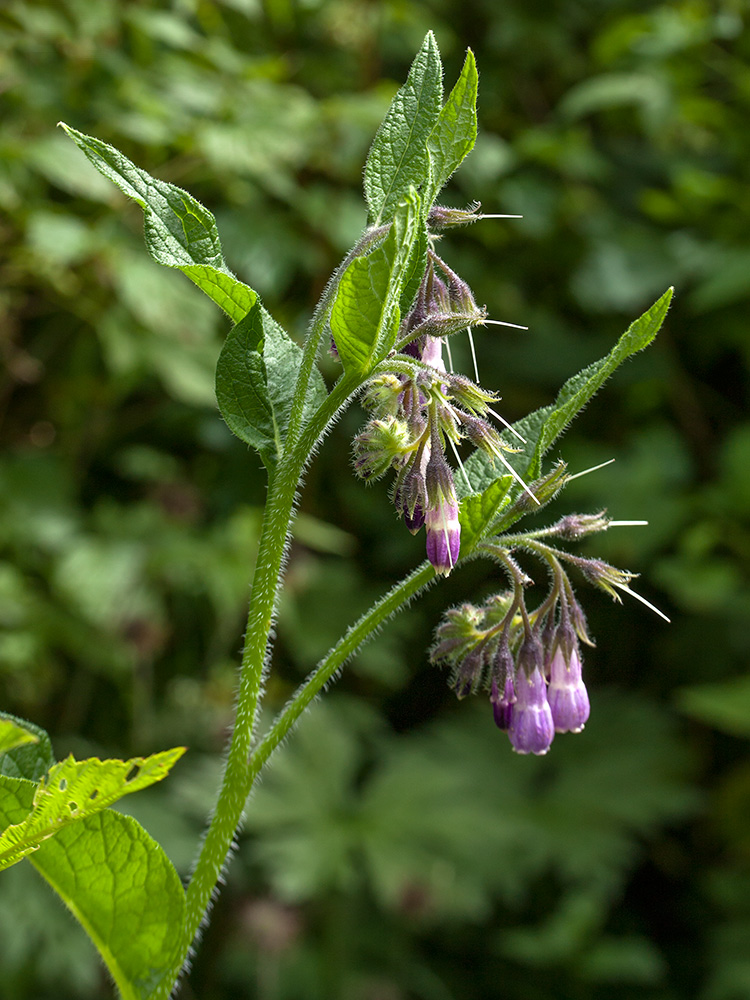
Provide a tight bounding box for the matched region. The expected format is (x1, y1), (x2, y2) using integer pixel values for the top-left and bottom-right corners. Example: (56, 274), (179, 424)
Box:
(1, 0), (749, 998)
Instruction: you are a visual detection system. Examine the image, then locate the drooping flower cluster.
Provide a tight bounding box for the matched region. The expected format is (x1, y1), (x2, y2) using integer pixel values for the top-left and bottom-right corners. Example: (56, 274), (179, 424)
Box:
(432, 585), (590, 755)
(352, 249), (520, 575)
(428, 511), (662, 754)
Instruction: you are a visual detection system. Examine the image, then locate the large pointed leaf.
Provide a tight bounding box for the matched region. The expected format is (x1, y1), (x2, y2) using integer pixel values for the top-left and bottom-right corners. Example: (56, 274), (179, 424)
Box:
(364, 32), (442, 226)
(425, 49), (478, 206)
(215, 299), (328, 465)
(59, 123), (256, 323)
(331, 191), (420, 374)
(463, 288), (674, 495)
(0, 748), (185, 871)
(0, 778), (185, 1000)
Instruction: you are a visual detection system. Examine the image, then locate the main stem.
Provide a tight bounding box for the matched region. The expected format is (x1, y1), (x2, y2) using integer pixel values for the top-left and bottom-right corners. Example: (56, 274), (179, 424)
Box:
(165, 374), (357, 991)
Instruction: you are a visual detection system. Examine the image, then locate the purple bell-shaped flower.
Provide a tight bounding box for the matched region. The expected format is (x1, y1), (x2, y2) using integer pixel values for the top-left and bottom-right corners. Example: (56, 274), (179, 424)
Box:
(425, 493), (460, 575)
(508, 664), (555, 756)
(547, 644), (590, 734)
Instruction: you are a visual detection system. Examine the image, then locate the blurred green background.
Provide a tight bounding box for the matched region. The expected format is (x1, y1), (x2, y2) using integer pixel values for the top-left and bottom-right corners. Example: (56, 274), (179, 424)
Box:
(1, 1), (749, 997)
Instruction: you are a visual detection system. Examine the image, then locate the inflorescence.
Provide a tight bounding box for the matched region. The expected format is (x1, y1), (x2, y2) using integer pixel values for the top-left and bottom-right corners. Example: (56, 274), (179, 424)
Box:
(351, 205), (527, 576)
(429, 510), (666, 754)
(344, 203), (664, 755)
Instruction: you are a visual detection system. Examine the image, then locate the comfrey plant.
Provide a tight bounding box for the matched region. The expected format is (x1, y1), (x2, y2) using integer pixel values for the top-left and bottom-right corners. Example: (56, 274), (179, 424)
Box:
(0, 33), (672, 999)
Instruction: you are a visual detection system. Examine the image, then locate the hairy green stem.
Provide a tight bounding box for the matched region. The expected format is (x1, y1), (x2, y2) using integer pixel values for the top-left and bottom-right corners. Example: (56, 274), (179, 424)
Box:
(158, 373), (358, 995)
(249, 561), (435, 780)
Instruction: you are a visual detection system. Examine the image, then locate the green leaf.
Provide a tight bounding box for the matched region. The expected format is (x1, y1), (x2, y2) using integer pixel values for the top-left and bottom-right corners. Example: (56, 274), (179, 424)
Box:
(0, 712), (54, 781)
(0, 777), (185, 1000)
(364, 32), (442, 226)
(58, 123), (256, 323)
(215, 299), (328, 465)
(0, 716), (38, 756)
(215, 302), (272, 454)
(458, 475), (513, 554)
(0, 747), (185, 871)
(330, 191), (420, 374)
(398, 223), (429, 315)
(464, 288), (673, 493)
(425, 49), (478, 206)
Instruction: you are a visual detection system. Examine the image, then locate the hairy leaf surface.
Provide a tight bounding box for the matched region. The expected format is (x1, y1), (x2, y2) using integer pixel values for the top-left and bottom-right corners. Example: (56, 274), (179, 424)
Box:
(59, 123), (256, 322)
(463, 289), (674, 495)
(364, 32), (442, 226)
(458, 476), (513, 555)
(0, 713), (55, 781)
(215, 299), (328, 465)
(0, 747), (185, 871)
(0, 716), (39, 757)
(426, 49), (478, 206)
(0, 778), (185, 1000)
(331, 191), (420, 374)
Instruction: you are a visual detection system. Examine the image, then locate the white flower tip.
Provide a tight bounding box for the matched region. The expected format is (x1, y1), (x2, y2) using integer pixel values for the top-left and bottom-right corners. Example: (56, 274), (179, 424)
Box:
(483, 319), (529, 331)
(567, 458), (616, 482)
(617, 585), (671, 623)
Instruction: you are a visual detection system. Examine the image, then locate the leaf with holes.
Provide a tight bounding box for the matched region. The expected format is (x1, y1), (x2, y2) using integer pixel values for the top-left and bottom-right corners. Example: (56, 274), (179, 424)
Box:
(0, 776), (185, 1000)
(0, 747), (185, 871)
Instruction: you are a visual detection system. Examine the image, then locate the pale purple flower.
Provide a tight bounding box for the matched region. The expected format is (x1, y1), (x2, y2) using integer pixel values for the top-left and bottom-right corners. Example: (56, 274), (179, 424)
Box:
(420, 334), (446, 372)
(425, 494), (460, 575)
(508, 665), (555, 755)
(547, 645), (590, 733)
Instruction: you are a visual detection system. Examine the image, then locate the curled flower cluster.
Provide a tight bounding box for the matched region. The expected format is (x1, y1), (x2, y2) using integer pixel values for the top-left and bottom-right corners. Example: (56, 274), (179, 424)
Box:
(352, 248), (519, 575)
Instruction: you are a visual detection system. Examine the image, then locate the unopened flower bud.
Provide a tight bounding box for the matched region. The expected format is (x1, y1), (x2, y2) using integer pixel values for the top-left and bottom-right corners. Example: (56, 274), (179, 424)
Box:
(455, 644), (485, 699)
(430, 603), (486, 664)
(446, 374), (497, 416)
(505, 461), (568, 514)
(361, 374), (404, 417)
(576, 558), (637, 600)
(428, 203), (482, 229)
(567, 596), (593, 647)
(457, 411), (504, 457)
(491, 674), (516, 731)
(394, 461), (427, 533)
(553, 511), (610, 540)
(353, 417), (412, 481)
(431, 252), (479, 315)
